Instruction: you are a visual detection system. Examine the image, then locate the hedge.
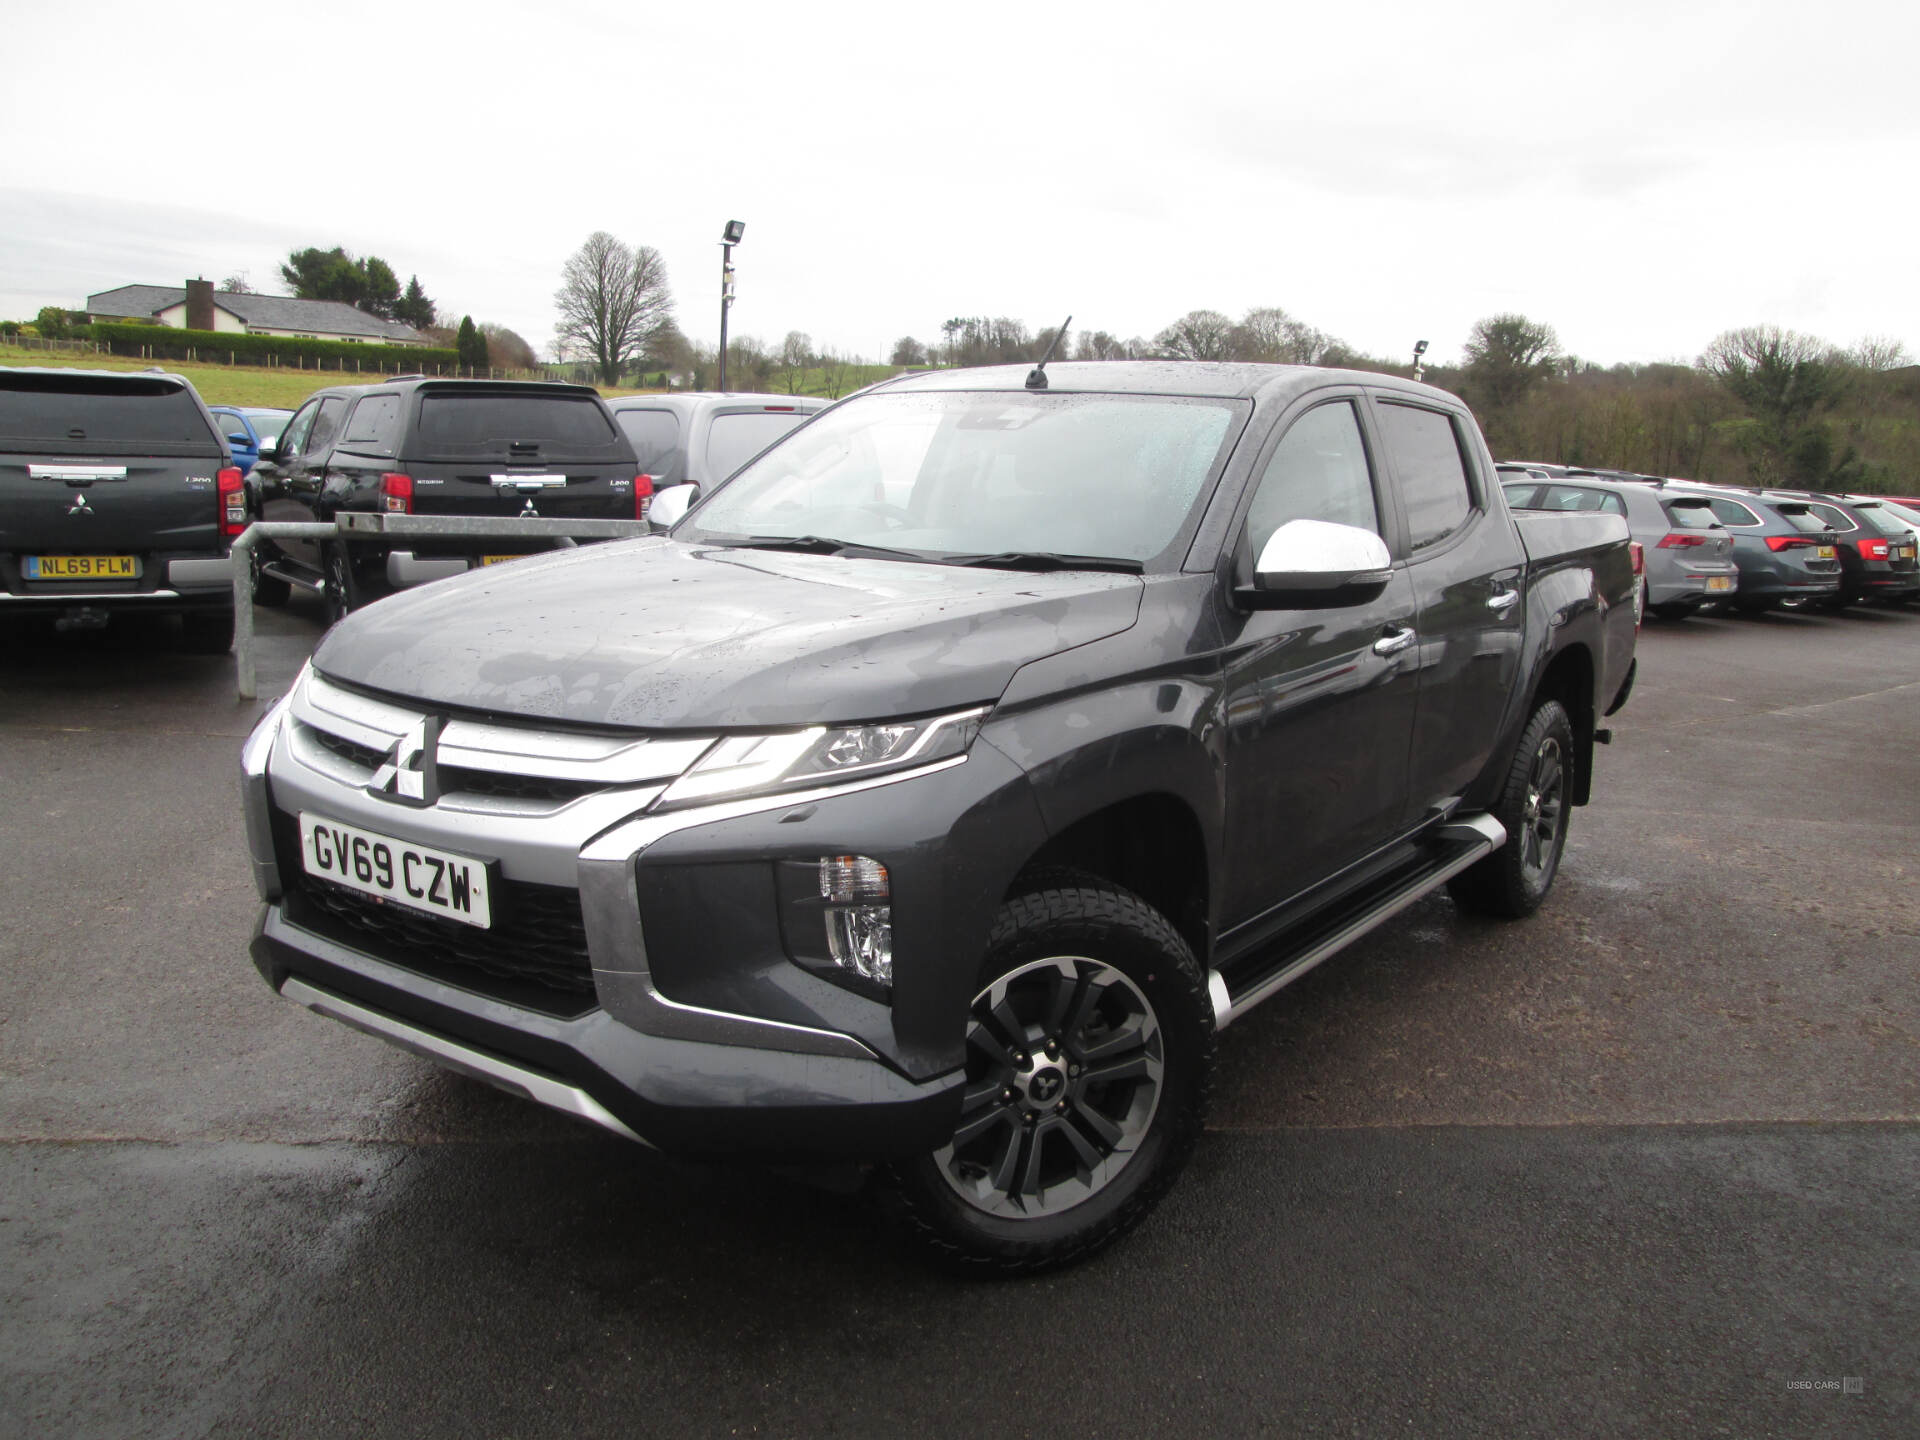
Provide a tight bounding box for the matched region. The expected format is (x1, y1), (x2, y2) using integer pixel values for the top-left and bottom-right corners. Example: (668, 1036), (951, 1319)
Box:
(77, 322), (459, 374)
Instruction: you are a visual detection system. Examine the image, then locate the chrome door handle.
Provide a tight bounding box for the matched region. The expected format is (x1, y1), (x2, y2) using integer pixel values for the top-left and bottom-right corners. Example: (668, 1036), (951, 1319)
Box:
(1373, 626), (1416, 656)
(1487, 588), (1520, 612)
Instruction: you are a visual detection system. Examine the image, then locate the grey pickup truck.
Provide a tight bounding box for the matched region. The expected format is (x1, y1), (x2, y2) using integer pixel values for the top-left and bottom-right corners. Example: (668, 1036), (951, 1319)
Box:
(2, 366), (240, 650)
(241, 362), (1637, 1271)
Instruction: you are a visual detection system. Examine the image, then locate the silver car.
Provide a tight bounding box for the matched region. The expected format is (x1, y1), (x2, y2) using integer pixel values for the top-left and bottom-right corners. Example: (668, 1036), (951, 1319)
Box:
(1502, 475), (1737, 619)
(604, 392), (829, 522)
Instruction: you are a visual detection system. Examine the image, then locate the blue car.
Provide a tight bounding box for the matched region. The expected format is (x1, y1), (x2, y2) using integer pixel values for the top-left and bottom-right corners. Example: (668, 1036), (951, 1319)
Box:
(208, 406), (293, 477)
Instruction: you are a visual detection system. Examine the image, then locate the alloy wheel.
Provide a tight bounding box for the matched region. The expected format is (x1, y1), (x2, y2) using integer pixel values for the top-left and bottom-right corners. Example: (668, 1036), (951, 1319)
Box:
(1520, 735), (1567, 884)
(934, 956), (1163, 1219)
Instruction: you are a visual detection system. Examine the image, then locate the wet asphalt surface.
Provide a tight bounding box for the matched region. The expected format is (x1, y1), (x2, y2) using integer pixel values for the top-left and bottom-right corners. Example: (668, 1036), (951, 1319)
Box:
(2, 595), (1917, 1438)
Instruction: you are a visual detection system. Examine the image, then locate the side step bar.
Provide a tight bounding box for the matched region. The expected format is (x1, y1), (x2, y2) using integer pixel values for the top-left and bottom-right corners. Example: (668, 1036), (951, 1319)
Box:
(259, 562), (324, 592)
(278, 977), (648, 1145)
(1210, 813), (1506, 1030)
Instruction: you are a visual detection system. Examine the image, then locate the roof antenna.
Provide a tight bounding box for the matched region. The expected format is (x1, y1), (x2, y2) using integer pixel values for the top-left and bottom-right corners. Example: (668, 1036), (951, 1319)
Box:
(1026, 315), (1073, 390)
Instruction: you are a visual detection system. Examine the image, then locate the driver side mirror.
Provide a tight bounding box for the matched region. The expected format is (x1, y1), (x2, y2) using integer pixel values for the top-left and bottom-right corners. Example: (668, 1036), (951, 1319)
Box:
(648, 483), (700, 529)
(226, 432), (251, 448)
(1236, 518), (1393, 610)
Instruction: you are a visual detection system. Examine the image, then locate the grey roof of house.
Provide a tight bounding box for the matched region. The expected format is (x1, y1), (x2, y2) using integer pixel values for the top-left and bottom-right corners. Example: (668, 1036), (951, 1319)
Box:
(84, 285), (425, 343)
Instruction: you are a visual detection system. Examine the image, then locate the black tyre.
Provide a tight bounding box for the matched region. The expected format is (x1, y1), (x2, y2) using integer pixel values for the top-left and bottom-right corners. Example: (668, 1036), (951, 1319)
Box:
(1449, 698), (1574, 919)
(1649, 601), (1699, 620)
(883, 870), (1213, 1275)
(251, 546), (292, 608)
(322, 543), (361, 625)
(178, 608), (234, 655)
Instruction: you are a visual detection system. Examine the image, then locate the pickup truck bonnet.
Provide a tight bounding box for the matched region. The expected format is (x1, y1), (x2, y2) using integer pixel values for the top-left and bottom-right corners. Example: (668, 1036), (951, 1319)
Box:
(312, 538), (1145, 729)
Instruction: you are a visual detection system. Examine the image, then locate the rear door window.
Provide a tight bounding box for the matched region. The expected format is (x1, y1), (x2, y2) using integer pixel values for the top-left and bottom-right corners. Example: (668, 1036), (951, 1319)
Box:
(1376, 402), (1473, 551)
(304, 396), (348, 457)
(705, 410), (812, 479)
(340, 394), (402, 456)
(277, 400), (320, 459)
(414, 391), (623, 457)
(1245, 400), (1380, 557)
(615, 408), (682, 474)
(0, 374), (222, 456)
(1502, 483), (1543, 509)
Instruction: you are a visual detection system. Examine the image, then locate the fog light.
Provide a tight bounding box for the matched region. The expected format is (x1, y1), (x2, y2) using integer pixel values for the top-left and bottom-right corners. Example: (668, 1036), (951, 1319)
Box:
(820, 855), (891, 987)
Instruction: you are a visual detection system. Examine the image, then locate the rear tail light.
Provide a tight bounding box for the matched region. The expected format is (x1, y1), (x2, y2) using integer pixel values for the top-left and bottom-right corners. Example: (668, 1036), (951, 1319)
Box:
(216, 466), (246, 537)
(1858, 537), (1891, 561)
(1628, 540), (1645, 575)
(635, 474), (655, 521)
(1657, 533), (1706, 548)
(1765, 536), (1816, 552)
(381, 473), (413, 514)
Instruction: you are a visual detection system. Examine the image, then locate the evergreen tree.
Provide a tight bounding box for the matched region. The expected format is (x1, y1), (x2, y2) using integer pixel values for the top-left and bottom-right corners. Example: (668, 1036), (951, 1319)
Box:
(456, 315), (488, 372)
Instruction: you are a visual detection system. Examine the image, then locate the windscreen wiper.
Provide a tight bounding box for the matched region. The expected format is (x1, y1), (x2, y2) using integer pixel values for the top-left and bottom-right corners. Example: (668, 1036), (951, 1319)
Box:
(944, 550), (1145, 575)
(704, 534), (929, 562)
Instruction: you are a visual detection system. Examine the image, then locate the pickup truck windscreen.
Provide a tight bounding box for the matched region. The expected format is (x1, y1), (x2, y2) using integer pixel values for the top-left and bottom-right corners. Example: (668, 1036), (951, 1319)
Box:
(413, 392), (625, 459)
(0, 375), (221, 457)
(681, 390), (1242, 566)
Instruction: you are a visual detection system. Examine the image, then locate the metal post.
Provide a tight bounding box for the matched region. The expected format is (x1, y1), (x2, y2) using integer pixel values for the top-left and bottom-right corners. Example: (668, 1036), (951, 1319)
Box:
(717, 240), (734, 392)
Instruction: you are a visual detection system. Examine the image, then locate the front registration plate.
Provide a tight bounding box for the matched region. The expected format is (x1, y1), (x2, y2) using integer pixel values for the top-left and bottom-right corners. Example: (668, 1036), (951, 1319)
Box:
(298, 812), (493, 928)
(25, 554), (140, 580)
(1707, 576), (1734, 592)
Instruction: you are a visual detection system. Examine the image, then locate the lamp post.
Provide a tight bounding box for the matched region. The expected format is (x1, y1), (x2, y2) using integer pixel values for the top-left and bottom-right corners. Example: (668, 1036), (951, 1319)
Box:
(717, 219), (744, 392)
(1412, 339), (1429, 383)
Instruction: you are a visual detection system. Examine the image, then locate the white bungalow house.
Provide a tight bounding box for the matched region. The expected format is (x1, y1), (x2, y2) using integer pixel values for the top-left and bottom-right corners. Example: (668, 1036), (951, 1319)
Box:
(83, 279), (427, 346)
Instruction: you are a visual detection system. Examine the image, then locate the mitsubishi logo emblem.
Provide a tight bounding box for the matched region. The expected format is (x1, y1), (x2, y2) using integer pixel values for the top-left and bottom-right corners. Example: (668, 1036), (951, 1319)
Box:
(518, 497), (539, 517)
(366, 716), (443, 806)
(68, 493), (93, 515)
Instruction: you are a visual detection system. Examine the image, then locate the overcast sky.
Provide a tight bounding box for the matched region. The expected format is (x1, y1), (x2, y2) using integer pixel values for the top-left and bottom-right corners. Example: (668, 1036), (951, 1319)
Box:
(5, 0), (1915, 367)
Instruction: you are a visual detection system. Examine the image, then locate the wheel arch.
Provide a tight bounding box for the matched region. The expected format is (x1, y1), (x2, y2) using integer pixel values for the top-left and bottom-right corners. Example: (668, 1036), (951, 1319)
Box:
(1011, 792), (1211, 964)
(1530, 642), (1596, 805)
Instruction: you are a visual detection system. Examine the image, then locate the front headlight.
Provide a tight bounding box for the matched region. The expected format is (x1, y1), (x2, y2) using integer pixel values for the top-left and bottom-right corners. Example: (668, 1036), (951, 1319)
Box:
(655, 706), (988, 810)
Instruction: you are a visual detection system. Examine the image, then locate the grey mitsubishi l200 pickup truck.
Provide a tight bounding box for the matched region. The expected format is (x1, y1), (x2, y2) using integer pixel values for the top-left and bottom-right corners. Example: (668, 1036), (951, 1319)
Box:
(241, 362), (1637, 1271)
(2, 367), (241, 650)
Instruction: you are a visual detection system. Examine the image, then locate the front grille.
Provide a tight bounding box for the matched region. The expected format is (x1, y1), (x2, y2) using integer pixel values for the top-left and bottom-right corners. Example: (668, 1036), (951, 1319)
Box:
(435, 766), (602, 803)
(294, 872), (596, 1010)
(312, 729), (384, 770)
(273, 808), (596, 1013)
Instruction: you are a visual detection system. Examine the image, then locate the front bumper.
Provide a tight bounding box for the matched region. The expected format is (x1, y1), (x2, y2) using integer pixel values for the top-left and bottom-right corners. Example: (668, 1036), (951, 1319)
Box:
(241, 673), (1043, 1157)
(250, 906), (959, 1155)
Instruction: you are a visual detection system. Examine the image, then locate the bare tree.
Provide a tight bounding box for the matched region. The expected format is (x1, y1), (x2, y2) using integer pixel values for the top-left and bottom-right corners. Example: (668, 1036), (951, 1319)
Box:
(778, 331), (815, 393)
(553, 232), (674, 385)
(1850, 335), (1913, 372)
(219, 272), (254, 294)
(818, 349), (857, 399)
(890, 336), (930, 367)
(1154, 309), (1235, 361)
(1230, 306), (1338, 364)
(479, 323), (538, 372)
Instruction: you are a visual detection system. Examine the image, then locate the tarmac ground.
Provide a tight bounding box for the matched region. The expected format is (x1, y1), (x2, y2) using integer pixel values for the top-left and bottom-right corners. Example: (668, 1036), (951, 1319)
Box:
(3, 593), (1916, 1438)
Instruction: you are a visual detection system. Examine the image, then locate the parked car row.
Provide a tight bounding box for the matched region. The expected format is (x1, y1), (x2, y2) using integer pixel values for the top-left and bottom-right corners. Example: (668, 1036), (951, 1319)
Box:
(1497, 462), (1920, 617)
(0, 363), (829, 641)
